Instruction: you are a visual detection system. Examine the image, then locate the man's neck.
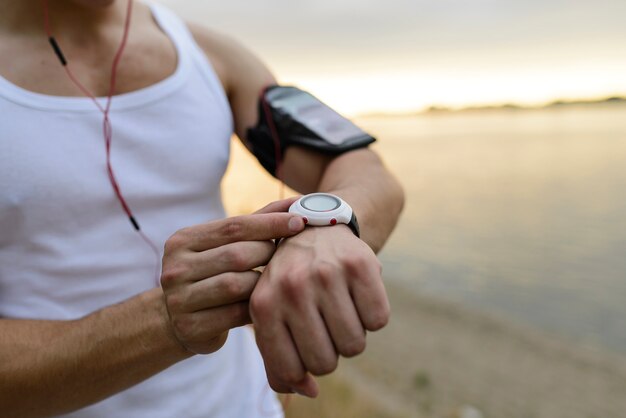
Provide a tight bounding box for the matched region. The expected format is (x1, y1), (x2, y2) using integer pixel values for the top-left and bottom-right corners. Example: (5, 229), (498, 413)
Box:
(0, 0), (127, 39)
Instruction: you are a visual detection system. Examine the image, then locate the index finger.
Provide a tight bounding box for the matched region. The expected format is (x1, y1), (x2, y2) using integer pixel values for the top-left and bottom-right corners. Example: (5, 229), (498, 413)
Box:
(253, 196), (301, 215)
(183, 213), (305, 251)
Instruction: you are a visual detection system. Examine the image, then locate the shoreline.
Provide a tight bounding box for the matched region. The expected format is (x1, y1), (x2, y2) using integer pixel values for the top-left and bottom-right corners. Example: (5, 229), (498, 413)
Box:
(322, 280), (626, 418)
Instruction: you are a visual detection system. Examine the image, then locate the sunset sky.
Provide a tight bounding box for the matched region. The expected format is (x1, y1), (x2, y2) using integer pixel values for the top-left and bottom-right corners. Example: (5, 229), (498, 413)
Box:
(158, 0), (626, 115)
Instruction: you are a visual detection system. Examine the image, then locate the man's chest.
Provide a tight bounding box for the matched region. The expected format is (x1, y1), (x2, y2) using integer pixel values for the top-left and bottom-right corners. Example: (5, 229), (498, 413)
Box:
(0, 25), (177, 98)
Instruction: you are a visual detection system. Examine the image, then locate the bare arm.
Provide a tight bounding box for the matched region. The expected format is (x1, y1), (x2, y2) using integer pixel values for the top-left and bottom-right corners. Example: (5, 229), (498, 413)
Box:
(188, 25), (404, 251)
(0, 290), (188, 418)
(282, 146), (404, 252)
(190, 26), (404, 397)
(0, 203), (306, 417)
(252, 148), (403, 397)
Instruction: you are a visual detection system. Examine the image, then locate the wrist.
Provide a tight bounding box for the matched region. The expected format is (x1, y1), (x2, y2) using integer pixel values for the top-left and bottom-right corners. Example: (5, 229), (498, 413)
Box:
(142, 288), (193, 360)
(279, 221), (355, 249)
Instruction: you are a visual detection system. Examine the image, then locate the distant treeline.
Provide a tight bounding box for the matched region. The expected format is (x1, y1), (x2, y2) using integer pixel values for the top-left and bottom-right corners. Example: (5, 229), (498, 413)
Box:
(360, 96), (626, 118)
(430, 96), (626, 113)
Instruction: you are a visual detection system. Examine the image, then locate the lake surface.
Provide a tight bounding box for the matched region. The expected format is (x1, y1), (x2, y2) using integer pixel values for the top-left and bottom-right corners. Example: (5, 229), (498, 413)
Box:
(223, 104), (626, 355)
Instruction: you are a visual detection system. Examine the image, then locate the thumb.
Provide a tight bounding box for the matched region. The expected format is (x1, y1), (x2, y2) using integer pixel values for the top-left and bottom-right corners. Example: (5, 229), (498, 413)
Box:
(291, 374), (319, 398)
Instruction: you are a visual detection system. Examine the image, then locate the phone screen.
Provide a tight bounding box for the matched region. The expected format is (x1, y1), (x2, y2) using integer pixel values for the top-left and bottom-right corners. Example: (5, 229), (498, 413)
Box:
(269, 89), (368, 145)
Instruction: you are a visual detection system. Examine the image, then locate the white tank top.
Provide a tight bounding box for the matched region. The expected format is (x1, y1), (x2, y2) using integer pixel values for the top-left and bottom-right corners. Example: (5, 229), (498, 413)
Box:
(0, 3), (282, 417)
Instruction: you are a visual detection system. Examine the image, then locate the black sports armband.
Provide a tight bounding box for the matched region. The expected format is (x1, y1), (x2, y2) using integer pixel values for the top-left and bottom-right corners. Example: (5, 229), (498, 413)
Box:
(246, 86), (376, 177)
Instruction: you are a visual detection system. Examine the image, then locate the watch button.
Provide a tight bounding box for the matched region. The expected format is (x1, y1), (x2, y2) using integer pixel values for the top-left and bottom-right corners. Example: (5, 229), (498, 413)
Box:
(330, 218), (337, 226)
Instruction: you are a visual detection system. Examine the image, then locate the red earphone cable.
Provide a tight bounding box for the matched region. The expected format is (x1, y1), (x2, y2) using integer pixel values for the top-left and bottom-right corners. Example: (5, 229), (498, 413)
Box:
(43, 0), (161, 285)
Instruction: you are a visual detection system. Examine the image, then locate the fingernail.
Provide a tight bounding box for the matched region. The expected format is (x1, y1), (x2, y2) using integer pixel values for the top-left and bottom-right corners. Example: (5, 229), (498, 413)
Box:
(288, 217), (304, 232)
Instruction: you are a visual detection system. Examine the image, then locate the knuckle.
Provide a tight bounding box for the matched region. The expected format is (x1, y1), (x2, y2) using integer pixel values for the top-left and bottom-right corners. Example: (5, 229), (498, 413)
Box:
(218, 276), (243, 298)
(279, 274), (307, 303)
(366, 306), (391, 331)
(165, 292), (184, 313)
(221, 218), (244, 239)
(221, 247), (248, 271)
(276, 368), (306, 385)
(160, 264), (187, 287)
(249, 291), (272, 320)
(309, 354), (339, 376)
(342, 253), (368, 275)
(164, 228), (190, 252)
(268, 382), (290, 394)
(339, 336), (366, 358)
(285, 265), (307, 281)
(313, 263), (337, 289)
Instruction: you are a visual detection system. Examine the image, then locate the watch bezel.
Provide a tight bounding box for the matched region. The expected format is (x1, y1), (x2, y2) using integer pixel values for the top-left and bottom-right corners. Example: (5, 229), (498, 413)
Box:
(288, 193), (359, 237)
(299, 194), (342, 212)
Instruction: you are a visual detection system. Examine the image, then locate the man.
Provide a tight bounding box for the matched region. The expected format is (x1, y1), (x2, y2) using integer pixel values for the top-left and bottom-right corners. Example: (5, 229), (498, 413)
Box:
(0, 0), (404, 417)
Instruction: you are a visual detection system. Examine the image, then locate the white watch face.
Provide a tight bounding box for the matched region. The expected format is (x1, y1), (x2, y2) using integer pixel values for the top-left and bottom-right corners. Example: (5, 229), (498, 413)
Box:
(300, 194), (342, 212)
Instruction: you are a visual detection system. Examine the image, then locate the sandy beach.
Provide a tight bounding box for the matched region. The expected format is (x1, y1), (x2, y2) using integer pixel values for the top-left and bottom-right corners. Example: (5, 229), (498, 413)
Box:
(288, 280), (626, 418)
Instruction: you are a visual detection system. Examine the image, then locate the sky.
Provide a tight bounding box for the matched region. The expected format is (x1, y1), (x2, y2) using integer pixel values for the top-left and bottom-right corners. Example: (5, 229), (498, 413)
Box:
(157, 0), (626, 115)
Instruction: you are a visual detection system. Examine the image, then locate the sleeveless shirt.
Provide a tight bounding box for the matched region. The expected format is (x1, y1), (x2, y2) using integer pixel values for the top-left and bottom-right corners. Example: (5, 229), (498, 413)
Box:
(0, 3), (282, 417)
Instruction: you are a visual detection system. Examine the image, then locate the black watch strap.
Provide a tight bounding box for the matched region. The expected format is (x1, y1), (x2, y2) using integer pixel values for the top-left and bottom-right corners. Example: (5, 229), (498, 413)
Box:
(348, 212), (360, 238)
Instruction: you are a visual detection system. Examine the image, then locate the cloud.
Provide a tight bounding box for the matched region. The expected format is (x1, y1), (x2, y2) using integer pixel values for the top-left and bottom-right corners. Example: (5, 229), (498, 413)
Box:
(157, 0), (626, 55)
(156, 0), (626, 111)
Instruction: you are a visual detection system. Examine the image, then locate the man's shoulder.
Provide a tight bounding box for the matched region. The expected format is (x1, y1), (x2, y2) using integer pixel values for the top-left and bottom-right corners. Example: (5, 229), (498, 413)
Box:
(185, 23), (234, 93)
(185, 22), (274, 99)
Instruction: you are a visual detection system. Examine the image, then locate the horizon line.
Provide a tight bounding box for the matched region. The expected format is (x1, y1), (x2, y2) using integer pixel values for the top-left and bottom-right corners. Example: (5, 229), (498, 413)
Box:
(354, 94), (626, 118)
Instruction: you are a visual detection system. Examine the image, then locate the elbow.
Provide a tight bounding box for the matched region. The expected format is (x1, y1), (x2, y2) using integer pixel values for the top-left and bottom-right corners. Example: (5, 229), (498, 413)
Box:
(385, 167), (405, 222)
(393, 175), (405, 216)
(367, 148), (406, 217)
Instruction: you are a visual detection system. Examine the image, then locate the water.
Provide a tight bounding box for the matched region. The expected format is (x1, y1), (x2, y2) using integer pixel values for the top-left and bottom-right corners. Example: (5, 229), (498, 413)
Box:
(223, 104), (626, 355)
(362, 105), (626, 354)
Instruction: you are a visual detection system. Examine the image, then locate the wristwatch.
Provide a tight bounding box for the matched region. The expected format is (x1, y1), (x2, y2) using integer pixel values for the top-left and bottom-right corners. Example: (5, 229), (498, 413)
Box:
(288, 193), (360, 238)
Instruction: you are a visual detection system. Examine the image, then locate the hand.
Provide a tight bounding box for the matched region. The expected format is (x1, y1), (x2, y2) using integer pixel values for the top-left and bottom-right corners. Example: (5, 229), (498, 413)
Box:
(249, 224), (390, 397)
(160, 198), (305, 354)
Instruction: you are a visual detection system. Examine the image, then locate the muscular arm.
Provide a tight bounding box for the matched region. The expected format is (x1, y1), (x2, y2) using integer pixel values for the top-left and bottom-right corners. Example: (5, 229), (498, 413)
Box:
(190, 26), (404, 397)
(0, 290), (188, 418)
(0, 206), (305, 417)
(188, 26), (404, 251)
(283, 147), (403, 252)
